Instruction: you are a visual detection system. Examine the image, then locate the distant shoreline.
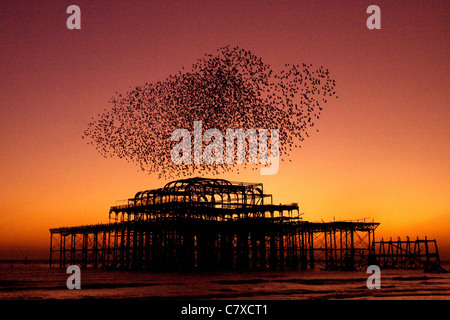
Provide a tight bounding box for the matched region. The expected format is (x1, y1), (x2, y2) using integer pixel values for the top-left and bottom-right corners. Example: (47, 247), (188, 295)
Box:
(0, 259), (49, 264)
(1, 259), (450, 267)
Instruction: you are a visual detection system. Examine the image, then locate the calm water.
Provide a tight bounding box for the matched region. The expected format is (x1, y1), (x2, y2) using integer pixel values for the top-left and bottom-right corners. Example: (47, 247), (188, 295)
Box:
(1, 262), (449, 300)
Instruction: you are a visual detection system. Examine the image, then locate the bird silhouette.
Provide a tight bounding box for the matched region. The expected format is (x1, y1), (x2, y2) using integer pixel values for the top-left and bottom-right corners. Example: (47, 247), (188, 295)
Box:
(83, 45), (338, 179)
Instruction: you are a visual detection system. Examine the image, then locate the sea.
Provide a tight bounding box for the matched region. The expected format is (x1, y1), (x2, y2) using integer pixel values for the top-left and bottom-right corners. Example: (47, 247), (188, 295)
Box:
(1, 261), (449, 300)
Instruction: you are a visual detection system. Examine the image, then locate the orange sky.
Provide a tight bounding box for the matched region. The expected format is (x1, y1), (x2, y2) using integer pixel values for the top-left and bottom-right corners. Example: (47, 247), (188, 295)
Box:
(0, 0), (449, 260)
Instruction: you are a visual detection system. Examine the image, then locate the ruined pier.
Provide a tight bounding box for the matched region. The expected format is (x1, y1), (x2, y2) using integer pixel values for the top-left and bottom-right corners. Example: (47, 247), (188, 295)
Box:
(49, 177), (441, 271)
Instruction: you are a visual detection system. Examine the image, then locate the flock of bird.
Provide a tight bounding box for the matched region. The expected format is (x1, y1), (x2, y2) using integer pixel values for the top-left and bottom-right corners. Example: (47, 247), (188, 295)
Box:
(83, 46), (337, 179)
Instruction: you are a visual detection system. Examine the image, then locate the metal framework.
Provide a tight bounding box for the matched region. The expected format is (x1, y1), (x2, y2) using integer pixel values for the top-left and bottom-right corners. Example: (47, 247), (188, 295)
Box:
(375, 237), (441, 270)
(49, 177), (441, 272)
(108, 177), (286, 222)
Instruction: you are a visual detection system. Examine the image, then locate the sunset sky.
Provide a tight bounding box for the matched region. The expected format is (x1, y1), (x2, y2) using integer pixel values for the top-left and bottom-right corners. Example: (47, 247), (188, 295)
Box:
(0, 0), (449, 260)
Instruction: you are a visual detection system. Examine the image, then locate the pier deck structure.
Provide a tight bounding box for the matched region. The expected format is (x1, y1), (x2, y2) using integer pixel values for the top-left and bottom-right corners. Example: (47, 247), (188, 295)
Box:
(49, 178), (440, 271)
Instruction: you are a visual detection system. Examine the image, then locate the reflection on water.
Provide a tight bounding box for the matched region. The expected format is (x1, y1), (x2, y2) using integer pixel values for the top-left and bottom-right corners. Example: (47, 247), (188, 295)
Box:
(0, 262), (449, 300)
